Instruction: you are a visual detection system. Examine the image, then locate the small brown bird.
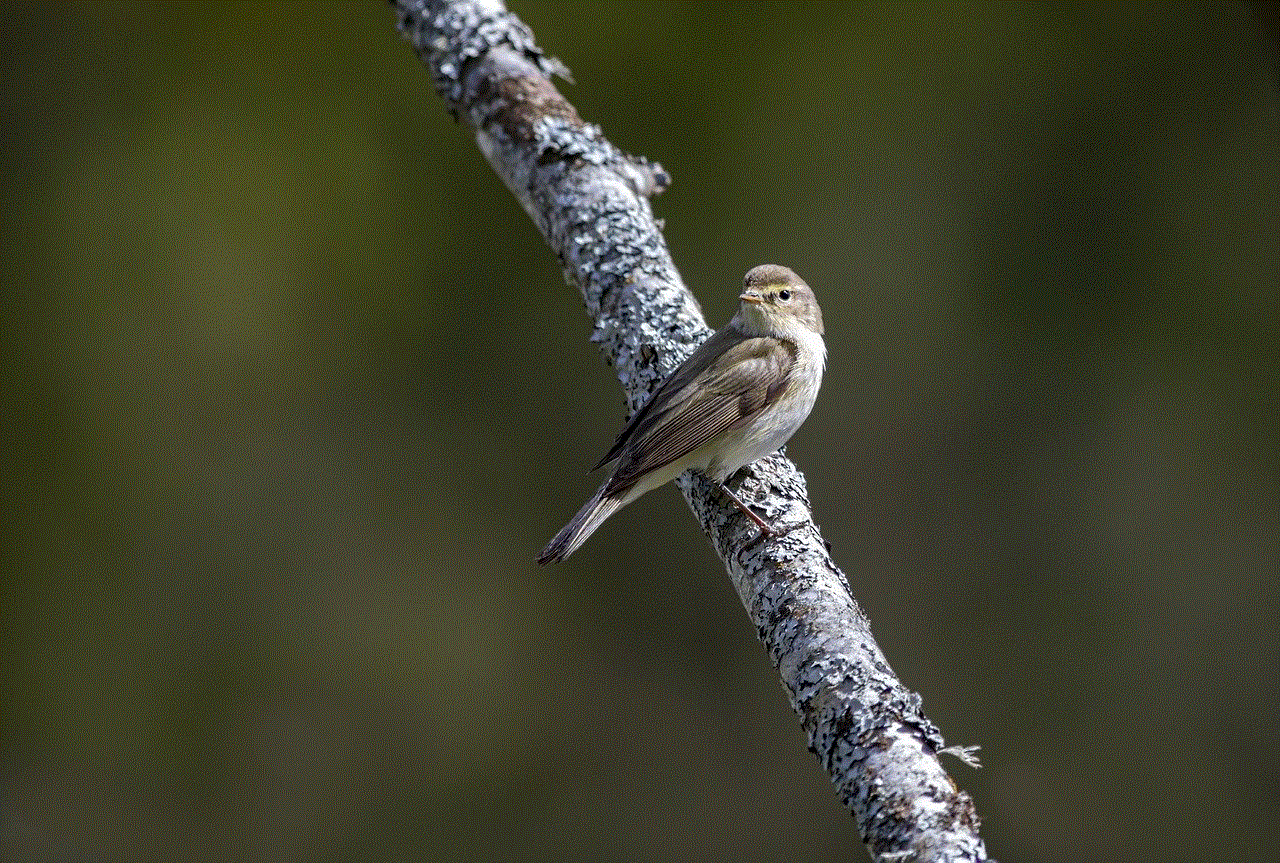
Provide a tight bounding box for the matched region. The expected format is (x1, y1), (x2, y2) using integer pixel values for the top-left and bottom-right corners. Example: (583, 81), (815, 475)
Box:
(537, 265), (825, 564)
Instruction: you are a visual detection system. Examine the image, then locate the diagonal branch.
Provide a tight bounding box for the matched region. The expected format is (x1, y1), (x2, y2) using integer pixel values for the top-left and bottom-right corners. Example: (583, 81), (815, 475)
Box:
(392, 2), (990, 860)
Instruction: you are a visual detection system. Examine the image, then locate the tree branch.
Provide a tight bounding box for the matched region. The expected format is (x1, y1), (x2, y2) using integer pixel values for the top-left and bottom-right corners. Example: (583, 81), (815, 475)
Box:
(392, 2), (990, 860)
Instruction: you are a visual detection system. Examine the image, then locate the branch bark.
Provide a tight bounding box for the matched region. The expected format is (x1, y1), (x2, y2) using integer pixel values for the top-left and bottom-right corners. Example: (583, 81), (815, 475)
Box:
(393, 2), (990, 860)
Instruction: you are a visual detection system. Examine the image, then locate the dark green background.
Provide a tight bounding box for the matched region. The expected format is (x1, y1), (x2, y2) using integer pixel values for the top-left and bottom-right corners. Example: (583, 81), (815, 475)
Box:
(4, 3), (1276, 861)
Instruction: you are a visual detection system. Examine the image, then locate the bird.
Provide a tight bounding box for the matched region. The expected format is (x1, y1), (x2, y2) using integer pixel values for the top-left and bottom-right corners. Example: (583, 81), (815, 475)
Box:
(537, 264), (825, 564)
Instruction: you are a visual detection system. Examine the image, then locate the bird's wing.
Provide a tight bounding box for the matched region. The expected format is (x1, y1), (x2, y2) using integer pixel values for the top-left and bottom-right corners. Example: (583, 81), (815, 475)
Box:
(592, 327), (740, 471)
(603, 335), (793, 495)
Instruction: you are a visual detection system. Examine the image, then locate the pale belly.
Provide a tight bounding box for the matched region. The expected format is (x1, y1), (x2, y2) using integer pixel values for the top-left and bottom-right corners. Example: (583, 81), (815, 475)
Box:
(621, 332), (824, 500)
(699, 358), (823, 483)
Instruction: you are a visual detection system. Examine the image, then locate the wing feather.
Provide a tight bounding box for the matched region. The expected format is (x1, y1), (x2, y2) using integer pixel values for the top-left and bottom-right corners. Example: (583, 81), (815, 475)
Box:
(603, 334), (793, 494)
(592, 327), (740, 471)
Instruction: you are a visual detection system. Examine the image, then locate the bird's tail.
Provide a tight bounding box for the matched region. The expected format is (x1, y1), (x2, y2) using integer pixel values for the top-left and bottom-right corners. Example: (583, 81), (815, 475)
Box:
(537, 482), (625, 565)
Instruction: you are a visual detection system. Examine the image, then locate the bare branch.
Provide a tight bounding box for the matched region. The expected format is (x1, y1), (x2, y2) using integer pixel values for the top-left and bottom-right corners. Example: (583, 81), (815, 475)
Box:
(393, 2), (990, 860)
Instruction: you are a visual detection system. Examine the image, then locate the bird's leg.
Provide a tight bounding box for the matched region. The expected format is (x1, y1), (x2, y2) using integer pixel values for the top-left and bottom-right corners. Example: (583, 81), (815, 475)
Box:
(716, 481), (775, 534)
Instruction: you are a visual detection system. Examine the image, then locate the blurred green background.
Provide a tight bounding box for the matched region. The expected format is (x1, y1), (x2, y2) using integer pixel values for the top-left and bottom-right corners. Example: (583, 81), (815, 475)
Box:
(3, 2), (1276, 861)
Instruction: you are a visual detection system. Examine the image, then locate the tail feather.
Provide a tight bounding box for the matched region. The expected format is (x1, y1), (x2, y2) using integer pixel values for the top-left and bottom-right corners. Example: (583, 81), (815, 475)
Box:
(537, 485), (625, 565)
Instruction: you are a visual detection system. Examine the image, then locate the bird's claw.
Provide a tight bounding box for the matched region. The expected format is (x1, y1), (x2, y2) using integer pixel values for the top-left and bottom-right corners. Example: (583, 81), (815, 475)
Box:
(741, 516), (808, 550)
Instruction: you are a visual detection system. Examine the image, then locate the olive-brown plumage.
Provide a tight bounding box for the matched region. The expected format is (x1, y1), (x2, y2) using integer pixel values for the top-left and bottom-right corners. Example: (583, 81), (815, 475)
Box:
(537, 265), (825, 564)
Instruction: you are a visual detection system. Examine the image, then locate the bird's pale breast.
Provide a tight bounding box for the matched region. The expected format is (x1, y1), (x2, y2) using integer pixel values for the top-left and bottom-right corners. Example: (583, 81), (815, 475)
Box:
(702, 326), (825, 482)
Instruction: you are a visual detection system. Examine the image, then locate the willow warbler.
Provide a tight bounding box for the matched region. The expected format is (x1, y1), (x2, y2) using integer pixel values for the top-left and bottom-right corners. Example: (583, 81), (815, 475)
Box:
(537, 265), (825, 564)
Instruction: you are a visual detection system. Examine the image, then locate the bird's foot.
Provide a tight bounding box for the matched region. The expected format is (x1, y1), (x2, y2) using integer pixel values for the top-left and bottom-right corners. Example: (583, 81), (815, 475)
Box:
(716, 481), (807, 544)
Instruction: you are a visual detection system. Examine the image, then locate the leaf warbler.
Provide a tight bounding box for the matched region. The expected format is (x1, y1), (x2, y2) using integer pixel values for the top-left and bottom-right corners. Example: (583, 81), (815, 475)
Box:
(538, 264), (825, 564)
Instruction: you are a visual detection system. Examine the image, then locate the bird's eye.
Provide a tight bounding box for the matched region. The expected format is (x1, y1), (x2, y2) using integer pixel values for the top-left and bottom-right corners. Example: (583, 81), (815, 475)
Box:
(778, 290), (792, 301)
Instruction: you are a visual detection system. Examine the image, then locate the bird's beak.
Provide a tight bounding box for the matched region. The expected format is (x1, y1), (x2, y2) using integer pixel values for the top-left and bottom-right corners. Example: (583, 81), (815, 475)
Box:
(739, 291), (763, 304)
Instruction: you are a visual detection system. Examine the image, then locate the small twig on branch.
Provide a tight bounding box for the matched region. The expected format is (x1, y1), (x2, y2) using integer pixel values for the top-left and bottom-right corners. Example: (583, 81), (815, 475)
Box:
(392, 2), (990, 860)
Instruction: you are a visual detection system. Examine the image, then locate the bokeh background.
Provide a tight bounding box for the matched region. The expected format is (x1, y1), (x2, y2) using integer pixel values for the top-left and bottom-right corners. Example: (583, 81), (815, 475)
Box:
(3, 2), (1276, 861)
